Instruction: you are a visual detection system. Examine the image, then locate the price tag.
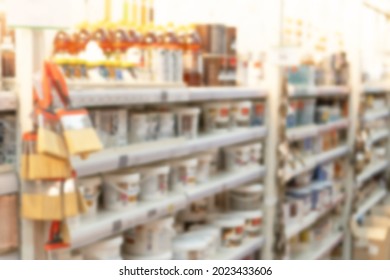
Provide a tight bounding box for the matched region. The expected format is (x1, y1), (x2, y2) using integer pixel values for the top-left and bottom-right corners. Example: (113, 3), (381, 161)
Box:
(161, 90), (169, 102)
(147, 209), (158, 219)
(112, 220), (122, 233)
(118, 155), (128, 169)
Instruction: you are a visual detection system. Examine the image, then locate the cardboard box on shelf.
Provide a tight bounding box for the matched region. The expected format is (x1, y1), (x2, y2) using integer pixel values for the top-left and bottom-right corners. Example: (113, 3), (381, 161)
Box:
(354, 215), (390, 260)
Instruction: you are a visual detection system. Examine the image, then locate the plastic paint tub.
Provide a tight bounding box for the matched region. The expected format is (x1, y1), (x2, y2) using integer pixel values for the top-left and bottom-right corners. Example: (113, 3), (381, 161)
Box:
(158, 111), (176, 140)
(129, 113), (149, 143)
(230, 184), (264, 211)
(203, 102), (231, 132)
(224, 144), (251, 171)
(213, 215), (245, 248)
(82, 236), (123, 260)
(231, 101), (252, 128)
(248, 143), (262, 165)
(171, 158), (198, 192)
(103, 173), (140, 210)
(77, 176), (102, 216)
(197, 153), (214, 183)
(175, 230), (215, 259)
(175, 107), (200, 139)
(123, 217), (174, 257)
(232, 210), (263, 237)
(123, 251), (173, 260)
(179, 199), (209, 225)
(189, 225), (221, 257)
(147, 112), (159, 141)
(251, 102), (265, 126)
(138, 165), (170, 201)
(173, 234), (209, 260)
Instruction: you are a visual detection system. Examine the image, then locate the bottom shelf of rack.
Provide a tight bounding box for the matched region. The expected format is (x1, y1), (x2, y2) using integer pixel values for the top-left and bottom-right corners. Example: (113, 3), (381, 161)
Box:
(0, 250), (19, 260)
(292, 231), (343, 260)
(213, 236), (264, 260)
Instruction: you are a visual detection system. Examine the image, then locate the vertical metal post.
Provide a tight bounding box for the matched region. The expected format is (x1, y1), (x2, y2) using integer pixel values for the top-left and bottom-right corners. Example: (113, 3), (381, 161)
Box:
(263, 0), (283, 260)
(16, 28), (46, 260)
(342, 0), (363, 260)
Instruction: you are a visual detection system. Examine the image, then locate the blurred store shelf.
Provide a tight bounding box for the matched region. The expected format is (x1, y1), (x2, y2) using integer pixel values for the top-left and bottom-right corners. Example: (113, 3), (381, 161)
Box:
(0, 167), (18, 195)
(292, 231), (344, 260)
(363, 109), (390, 123)
(353, 187), (387, 221)
(285, 146), (349, 181)
(73, 126), (267, 177)
(0, 91), (17, 111)
(368, 129), (390, 146)
(66, 86), (267, 108)
(288, 85), (350, 98)
(287, 119), (349, 141)
(213, 236), (264, 260)
(356, 160), (389, 189)
(286, 192), (345, 239)
(70, 165), (265, 250)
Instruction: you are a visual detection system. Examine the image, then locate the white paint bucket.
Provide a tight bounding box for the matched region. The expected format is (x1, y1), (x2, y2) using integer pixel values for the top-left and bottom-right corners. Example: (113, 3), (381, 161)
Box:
(175, 107), (200, 139)
(224, 144), (251, 171)
(197, 152), (214, 183)
(138, 165), (170, 201)
(230, 184), (264, 211)
(248, 142), (262, 165)
(231, 101), (252, 128)
(232, 210), (263, 237)
(103, 173), (140, 210)
(171, 158), (198, 192)
(213, 214), (246, 249)
(82, 236), (123, 260)
(77, 176), (102, 217)
(189, 225), (221, 257)
(173, 234), (209, 260)
(129, 113), (149, 143)
(158, 111), (175, 140)
(203, 102), (231, 132)
(123, 217), (174, 257)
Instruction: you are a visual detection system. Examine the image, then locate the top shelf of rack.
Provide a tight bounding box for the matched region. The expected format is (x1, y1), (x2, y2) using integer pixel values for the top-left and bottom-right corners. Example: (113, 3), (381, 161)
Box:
(66, 83), (268, 108)
(0, 91), (17, 112)
(288, 85), (350, 98)
(363, 83), (390, 94)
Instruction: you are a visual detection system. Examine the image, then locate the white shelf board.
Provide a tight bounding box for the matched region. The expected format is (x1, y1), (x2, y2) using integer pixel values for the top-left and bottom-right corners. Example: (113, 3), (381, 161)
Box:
(292, 231), (344, 260)
(289, 85), (350, 98)
(73, 126), (267, 177)
(70, 193), (187, 250)
(357, 160), (389, 188)
(353, 187), (387, 221)
(0, 91), (17, 111)
(287, 119), (349, 141)
(0, 250), (19, 260)
(368, 129), (390, 146)
(286, 193), (345, 239)
(70, 165), (265, 250)
(187, 87), (267, 101)
(285, 146), (349, 181)
(364, 84), (390, 94)
(363, 109), (390, 123)
(67, 86), (267, 108)
(186, 165), (266, 203)
(0, 170), (18, 195)
(213, 236), (264, 260)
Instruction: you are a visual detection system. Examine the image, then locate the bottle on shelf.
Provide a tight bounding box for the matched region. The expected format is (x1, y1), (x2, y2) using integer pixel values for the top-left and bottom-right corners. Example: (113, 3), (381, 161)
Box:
(163, 23), (183, 84)
(182, 24), (203, 86)
(52, 31), (72, 78)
